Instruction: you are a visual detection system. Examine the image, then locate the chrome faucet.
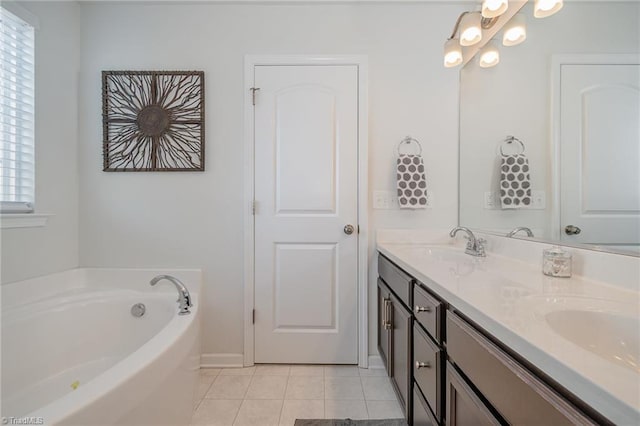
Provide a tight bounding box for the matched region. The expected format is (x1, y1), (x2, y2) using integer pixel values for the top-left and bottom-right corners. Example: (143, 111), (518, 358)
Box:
(449, 227), (486, 257)
(506, 227), (534, 238)
(150, 275), (193, 315)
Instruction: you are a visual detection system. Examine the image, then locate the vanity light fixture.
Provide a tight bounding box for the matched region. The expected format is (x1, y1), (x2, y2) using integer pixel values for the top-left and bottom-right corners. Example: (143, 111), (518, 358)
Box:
(442, 11), (471, 68)
(444, 0), (564, 69)
(502, 13), (527, 46)
(459, 12), (483, 46)
(479, 41), (500, 68)
(534, 0), (563, 18)
(444, 38), (463, 68)
(482, 0), (508, 18)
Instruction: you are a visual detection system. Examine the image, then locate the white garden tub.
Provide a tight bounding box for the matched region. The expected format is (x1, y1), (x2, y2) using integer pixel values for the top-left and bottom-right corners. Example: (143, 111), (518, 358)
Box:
(1, 268), (201, 425)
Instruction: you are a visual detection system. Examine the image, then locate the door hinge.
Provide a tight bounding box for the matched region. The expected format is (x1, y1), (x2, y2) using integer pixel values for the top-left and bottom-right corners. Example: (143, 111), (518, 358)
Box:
(357, 225), (360, 234)
(251, 200), (257, 215)
(252, 309), (255, 324)
(250, 87), (260, 106)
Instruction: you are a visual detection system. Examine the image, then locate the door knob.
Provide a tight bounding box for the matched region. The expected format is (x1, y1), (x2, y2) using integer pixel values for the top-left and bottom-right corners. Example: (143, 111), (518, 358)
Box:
(344, 224), (355, 235)
(415, 361), (430, 369)
(564, 225), (581, 235)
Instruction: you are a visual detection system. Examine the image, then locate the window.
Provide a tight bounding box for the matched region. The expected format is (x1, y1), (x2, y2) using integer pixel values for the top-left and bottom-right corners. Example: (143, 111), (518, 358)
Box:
(0, 6), (35, 213)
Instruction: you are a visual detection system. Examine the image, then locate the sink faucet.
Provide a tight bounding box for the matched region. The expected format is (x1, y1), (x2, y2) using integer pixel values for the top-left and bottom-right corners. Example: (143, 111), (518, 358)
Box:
(150, 275), (193, 315)
(506, 227), (534, 238)
(449, 227), (486, 257)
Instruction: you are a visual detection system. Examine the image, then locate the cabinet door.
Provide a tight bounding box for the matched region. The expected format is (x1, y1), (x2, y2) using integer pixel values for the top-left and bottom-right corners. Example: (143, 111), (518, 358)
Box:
(390, 292), (412, 417)
(413, 324), (442, 422)
(446, 362), (502, 426)
(377, 279), (391, 372)
(413, 385), (439, 426)
(447, 311), (599, 425)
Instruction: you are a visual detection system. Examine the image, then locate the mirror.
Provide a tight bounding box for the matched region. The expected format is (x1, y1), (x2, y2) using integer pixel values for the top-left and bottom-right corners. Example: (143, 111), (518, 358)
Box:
(459, 1), (640, 256)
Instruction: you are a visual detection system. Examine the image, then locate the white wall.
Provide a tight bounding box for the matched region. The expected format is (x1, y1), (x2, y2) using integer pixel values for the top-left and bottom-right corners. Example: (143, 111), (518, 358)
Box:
(459, 2), (639, 238)
(0, 2), (80, 284)
(72, 2), (464, 360)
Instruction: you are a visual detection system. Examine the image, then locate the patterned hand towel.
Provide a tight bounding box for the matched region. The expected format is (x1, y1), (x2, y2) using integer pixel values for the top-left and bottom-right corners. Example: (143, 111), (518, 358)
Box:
(396, 154), (427, 209)
(500, 153), (531, 209)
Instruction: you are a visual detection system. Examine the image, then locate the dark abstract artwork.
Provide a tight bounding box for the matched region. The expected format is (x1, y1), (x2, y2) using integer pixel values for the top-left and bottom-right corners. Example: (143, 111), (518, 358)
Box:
(102, 71), (205, 171)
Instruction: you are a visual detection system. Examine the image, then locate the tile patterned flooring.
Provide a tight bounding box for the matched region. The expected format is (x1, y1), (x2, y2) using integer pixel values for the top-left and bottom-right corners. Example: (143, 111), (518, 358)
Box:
(192, 365), (404, 426)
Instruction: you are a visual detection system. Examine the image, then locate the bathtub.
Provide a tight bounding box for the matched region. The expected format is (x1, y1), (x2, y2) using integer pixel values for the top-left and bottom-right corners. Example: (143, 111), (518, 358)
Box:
(1, 268), (201, 425)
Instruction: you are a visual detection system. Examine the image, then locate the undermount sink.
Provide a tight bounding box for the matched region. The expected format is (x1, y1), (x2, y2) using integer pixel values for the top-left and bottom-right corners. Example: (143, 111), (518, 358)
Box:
(545, 310), (640, 373)
(396, 246), (474, 263)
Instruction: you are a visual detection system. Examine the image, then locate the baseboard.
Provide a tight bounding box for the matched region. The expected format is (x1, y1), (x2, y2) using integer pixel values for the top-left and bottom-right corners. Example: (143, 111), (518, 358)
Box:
(201, 353), (383, 369)
(200, 353), (244, 368)
(367, 355), (385, 369)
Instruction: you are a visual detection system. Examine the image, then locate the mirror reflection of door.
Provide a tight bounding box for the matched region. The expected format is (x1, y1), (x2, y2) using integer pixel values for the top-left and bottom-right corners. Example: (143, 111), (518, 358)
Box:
(559, 60), (640, 252)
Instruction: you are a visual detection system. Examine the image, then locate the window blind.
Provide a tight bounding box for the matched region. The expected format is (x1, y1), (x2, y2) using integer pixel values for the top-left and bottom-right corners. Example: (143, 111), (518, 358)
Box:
(0, 6), (34, 213)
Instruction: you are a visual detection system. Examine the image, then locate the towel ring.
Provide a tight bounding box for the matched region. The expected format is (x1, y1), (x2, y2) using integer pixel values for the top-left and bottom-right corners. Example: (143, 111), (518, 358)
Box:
(500, 136), (525, 156)
(397, 136), (423, 156)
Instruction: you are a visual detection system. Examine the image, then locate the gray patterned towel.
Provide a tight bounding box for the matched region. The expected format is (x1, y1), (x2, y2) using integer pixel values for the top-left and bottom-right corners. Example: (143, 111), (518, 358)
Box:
(396, 154), (427, 209)
(500, 153), (531, 209)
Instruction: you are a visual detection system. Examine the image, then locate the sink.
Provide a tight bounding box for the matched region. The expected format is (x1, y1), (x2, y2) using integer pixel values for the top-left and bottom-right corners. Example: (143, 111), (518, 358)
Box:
(545, 310), (640, 372)
(395, 246), (475, 263)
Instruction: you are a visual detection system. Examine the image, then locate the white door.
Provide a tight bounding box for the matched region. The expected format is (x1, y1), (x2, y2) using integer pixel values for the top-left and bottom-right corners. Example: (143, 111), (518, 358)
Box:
(253, 65), (359, 364)
(560, 63), (640, 247)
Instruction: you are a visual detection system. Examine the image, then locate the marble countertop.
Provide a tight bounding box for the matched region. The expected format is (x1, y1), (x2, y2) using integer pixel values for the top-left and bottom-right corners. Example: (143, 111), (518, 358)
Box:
(377, 240), (640, 425)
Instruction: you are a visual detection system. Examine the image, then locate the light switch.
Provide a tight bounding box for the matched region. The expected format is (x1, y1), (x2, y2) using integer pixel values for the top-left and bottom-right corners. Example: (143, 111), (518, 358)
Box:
(373, 190), (397, 209)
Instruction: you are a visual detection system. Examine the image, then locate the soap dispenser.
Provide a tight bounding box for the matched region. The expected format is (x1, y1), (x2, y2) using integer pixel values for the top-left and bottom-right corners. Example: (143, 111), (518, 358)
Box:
(542, 246), (572, 278)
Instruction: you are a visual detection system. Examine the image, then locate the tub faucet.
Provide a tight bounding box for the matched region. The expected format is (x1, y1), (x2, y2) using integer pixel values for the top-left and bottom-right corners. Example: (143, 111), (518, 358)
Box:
(150, 275), (192, 315)
(506, 227), (534, 238)
(449, 227), (486, 257)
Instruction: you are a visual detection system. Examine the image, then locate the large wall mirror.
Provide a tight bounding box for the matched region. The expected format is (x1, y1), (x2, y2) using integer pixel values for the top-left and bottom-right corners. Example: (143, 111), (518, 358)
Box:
(459, 1), (639, 256)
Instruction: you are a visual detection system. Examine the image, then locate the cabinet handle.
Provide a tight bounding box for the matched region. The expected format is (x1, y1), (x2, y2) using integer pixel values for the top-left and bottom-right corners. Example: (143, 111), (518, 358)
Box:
(384, 299), (392, 330)
(415, 305), (431, 313)
(415, 361), (431, 369)
(382, 297), (390, 327)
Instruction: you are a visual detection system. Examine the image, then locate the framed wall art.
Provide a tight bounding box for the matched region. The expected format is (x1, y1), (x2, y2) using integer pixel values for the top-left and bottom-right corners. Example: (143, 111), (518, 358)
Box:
(102, 71), (205, 172)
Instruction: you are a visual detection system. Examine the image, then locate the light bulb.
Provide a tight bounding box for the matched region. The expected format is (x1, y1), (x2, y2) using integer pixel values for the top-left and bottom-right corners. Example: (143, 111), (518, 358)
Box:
(534, 0), (563, 18)
(482, 0), (508, 18)
(444, 38), (463, 68)
(459, 12), (483, 46)
(502, 14), (526, 46)
(479, 42), (500, 68)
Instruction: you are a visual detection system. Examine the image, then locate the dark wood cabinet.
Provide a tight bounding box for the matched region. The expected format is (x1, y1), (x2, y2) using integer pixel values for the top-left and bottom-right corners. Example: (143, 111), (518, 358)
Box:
(446, 311), (599, 426)
(377, 278), (391, 369)
(413, 385), (440, 426)
(377, 273), (412, 417)
(377, 251), (609, 426)
(445, 361), (502, 426)
(413, 324), (442, 421)
(390, 291), (412, 416)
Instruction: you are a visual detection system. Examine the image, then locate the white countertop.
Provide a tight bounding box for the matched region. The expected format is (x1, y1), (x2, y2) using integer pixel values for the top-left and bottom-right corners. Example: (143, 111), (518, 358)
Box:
(377, 240), (640, 425)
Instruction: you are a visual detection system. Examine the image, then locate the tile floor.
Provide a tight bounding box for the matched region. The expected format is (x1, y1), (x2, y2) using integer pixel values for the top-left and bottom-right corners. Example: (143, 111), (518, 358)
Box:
(192, 365), (404, 426)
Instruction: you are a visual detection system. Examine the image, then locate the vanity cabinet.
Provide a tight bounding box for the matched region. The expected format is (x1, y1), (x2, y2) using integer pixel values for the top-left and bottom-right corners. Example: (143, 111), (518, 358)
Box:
(446, 311), (600, 426)
(445, 361), (501, 426)
(390, 291), (412, 414)
(377, 258), (412, 417)
(377, 251), (608, 426)
(377, 279), (391, 369)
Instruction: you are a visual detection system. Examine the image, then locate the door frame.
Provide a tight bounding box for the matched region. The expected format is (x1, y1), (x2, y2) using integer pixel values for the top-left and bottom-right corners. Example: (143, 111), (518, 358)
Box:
(243, 55), (369, 367)
(550, 53), (639, 240)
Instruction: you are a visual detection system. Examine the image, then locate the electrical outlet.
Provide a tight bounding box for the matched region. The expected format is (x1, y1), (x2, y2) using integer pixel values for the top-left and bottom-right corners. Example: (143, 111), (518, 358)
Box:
(484, 191), (497, 209)
(389, 193), (399, 208)
(531, 190), (546, 209)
